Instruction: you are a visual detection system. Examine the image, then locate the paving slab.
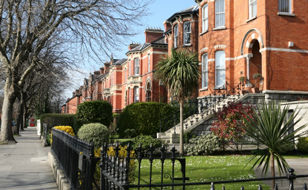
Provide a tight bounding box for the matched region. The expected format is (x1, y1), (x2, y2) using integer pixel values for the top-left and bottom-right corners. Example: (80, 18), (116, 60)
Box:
(255, 158), (308, 190)
(0, 127), (57, 190)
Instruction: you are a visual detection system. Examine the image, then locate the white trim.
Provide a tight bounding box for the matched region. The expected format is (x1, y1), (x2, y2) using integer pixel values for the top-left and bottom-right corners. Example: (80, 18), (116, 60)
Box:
(152, 51), (168, 55)
(260, 47), (308, 54)
(208, 59), (215, 62)
(214, 44), (227, 49)
(200, 47), (208, 53)
(225, 53), (253, 61)
(263, 90), (308, 95)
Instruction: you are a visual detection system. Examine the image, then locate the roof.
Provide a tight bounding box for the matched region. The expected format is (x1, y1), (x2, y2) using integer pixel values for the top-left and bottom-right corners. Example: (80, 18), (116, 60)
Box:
(114, 58), (127, 65)
(166, 5), (199, 22)
(127, 37), (167, 54)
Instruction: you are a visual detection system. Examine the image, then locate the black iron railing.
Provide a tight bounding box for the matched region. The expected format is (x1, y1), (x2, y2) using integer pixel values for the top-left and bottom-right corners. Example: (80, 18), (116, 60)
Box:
(51, 129), (97, 190)
(100, 143), (308, 190)
(100, 144), (187, 190)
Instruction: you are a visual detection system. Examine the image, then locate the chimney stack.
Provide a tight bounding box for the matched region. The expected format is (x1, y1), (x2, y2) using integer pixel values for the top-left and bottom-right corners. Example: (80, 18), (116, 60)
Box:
(145, 28), (164, 43)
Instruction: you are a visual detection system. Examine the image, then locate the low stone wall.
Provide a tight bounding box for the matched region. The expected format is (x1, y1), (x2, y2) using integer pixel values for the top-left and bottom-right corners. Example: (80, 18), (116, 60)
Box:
(48, 151), (71, 190)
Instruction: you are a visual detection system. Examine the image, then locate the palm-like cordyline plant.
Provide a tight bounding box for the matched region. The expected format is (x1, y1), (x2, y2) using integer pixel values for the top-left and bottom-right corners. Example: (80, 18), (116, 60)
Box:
(244, 102), (307, 189)
(155, 49), (199, 155)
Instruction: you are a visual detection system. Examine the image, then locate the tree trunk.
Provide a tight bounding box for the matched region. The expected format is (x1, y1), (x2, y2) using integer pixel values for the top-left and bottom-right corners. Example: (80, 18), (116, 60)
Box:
(270, 152), (276, 190)
(22, 108), (28, 129)
(16, 98), (24, 134)
(179, 100), (184, 155)
(0, 81), (17, 143)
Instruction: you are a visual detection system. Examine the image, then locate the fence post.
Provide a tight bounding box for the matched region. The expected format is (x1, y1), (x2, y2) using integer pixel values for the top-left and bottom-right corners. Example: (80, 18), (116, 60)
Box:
(287, 168), (295, 190)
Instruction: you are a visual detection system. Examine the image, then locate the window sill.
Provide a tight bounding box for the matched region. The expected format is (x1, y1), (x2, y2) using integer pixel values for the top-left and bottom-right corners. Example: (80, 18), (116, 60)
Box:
(213, 26), (226, 31)
(200, 87), (208, 92)
(200, 30), (208, 36)
(246, 16), (257, 23)
(214, 86), (226, 90)
(277, 12), (295, 17)
(183, 44), (192, 47)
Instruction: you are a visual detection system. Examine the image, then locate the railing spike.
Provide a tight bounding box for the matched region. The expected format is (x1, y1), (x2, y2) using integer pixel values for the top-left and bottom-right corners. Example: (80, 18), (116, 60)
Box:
(258, 184), (263, 190)
(222, 185), (225, 190)
(241, 186), (244, 190)
(304, 183), (307, 190)
(274, 183), (278, 190)
(210, 182), (215, 190)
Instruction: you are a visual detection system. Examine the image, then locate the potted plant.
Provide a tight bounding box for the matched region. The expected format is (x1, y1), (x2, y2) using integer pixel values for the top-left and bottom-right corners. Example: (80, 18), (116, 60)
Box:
(252, 73), (264, 92)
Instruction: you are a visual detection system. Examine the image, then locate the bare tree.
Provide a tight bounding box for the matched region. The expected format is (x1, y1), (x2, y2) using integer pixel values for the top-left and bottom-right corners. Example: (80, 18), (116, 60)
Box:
(0, 0), (148, 143)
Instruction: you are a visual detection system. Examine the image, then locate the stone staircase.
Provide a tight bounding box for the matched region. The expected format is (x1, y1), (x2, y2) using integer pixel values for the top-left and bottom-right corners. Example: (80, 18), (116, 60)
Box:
(157, 94), (245, 144)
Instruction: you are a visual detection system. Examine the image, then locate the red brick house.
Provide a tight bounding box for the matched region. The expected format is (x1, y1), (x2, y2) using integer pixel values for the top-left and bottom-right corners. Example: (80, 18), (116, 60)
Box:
(194, 0), (308, 101)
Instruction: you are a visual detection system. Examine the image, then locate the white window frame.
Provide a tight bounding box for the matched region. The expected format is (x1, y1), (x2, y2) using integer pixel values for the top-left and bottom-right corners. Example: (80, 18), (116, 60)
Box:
(215, 51), (226, 88)
(183, 21), (191, 45)
(249, 0), (257, 19)
(174, 24), (178, 48)
(202, 4), (209, 33)
(279, 0), (292, 13)
(201, 54), (208, 89)
(134, 58), (140, 75)
(215, 0), (225, 28)
(134, 87), (139, 103)
(147, 53), (151, 73)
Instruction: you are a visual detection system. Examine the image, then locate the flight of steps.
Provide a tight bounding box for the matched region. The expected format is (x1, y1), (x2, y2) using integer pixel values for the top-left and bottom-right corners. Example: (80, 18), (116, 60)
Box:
(157, 94), (244, 144)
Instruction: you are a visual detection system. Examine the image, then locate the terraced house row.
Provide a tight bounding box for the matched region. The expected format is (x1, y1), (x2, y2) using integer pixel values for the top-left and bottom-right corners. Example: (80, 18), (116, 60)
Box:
(62, 0), (308, 114)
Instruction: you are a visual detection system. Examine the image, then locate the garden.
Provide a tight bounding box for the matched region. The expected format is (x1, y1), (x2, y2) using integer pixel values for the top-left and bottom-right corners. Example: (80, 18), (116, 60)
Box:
(40, 100), (308, 190)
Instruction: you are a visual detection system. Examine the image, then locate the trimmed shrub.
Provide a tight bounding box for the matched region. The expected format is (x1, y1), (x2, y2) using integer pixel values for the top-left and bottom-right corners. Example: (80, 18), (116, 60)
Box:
(117, 102), (176, 137)
(76, 101), (113, 127)
(297, 137), (308, 153)
(132, 135), (163, 153)
(77, 123), (109, 148)
(185, 133), (220, 156)
(40, 113), (77, 133)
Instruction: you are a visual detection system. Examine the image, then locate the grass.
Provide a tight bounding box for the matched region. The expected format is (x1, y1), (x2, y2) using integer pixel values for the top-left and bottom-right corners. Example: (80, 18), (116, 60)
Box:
(132, 155), (270, 190)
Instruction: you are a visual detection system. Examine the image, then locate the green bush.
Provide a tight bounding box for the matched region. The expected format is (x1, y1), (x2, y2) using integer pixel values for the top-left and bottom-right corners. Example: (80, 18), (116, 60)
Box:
(40, 113), (77, 133)
(185, 133), (220, 156)
(76, 101), (113, 127)
(77, 123), (109, 148)
(297, 137), (308, 153)
(132, 135), (163, 153)
(117, 102), (177, 137)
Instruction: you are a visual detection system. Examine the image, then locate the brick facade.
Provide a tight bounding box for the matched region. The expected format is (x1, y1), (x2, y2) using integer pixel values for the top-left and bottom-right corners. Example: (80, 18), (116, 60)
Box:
(63, 0), (308, 114)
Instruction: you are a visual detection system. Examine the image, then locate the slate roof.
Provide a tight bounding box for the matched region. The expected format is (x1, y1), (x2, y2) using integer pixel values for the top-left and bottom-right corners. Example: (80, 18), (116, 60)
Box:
(127, 37), (167, 54)
(114, 58), (127, 65)
(166, 5), (199, 22)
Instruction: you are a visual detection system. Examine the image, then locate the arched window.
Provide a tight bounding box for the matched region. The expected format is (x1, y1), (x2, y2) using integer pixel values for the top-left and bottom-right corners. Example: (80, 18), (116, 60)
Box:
(146, 82), (151, 102)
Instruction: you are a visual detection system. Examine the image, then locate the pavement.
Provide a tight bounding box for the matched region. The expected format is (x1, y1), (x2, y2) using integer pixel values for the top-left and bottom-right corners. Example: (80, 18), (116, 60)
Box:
(255, 158), (308, 190)
(0, 127), (57, 190)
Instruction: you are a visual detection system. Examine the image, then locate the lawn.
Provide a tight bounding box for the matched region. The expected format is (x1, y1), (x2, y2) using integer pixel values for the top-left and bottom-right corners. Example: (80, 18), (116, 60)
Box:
(133, 155), (270, 190)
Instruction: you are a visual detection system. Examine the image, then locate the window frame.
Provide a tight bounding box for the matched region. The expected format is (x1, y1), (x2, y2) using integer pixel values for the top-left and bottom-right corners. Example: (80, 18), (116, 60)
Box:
(215, 51), (226, 88)
(201, 54), (208, 89)
(174, 24), (178, 48)
(134, 58), (140, 75)
(279, 0), (292, 13)
(202, 4), (209, 33)
(249, 0), (257, 19)
(134, 86), (139, 103)
(183, 21), (191, 45)
(215, 0), (225, 28)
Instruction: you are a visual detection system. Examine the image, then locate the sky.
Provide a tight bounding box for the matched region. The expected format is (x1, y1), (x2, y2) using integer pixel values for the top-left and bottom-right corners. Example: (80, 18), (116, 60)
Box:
(64, 0), (197, 98)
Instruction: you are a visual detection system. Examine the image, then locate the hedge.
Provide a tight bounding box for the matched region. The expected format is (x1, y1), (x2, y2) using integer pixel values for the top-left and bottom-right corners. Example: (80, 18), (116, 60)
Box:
(76, 101), (113, 127)
(117, 102), (177, 137)
(40, 113), (77, 133)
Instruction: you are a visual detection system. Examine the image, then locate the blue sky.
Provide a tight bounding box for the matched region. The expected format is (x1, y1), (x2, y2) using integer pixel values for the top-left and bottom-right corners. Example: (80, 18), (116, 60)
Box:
(65, 0), (197, 98)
